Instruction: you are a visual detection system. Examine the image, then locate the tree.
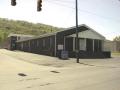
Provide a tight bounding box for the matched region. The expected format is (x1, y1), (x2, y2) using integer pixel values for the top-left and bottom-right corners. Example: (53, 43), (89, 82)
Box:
(113, 36), (120, 41)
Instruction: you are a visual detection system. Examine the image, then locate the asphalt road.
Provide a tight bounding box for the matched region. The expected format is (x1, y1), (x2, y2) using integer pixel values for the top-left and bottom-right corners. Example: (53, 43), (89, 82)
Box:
(0, 49), (120, 90)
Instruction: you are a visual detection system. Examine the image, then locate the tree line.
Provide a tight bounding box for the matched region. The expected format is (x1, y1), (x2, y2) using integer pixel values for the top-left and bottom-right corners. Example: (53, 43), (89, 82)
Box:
(113, 36), (120, 41)
(0, 18), (61, 43)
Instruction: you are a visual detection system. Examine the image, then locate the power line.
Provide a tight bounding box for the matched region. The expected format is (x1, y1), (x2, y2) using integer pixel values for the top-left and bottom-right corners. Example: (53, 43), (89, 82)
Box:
(45, 0), (120, 23)
(77, 9), (120, 23)
(45, 0), (76, 10)
(45, 0), (74, 4)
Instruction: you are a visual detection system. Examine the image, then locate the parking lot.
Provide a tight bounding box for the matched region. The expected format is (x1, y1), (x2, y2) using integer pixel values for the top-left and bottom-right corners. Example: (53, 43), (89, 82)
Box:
(0, 49), (120, 90)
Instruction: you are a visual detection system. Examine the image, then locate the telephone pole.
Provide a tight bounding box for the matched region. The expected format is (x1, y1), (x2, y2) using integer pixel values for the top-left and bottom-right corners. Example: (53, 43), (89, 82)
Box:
(75, 0), (79, 63)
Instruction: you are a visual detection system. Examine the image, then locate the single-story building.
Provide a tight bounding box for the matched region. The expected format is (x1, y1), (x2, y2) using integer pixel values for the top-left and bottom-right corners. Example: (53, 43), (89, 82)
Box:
(8, 24), (111, 58)
(4, 34), (34, 50)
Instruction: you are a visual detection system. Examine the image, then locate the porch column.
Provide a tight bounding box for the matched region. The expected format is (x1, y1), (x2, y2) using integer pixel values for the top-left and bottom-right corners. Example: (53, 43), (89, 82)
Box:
(85, 38), (87, 51)
(73, 37), (75, 51)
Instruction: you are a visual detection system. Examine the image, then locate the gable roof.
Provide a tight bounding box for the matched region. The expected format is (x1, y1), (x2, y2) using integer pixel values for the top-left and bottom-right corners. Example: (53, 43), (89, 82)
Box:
(68, 24), (105, 40)
(57, 24), (89, 36)
(17, 24), (104, 42)
(17, 24), (89, 42)
(83, 25), (105, 39)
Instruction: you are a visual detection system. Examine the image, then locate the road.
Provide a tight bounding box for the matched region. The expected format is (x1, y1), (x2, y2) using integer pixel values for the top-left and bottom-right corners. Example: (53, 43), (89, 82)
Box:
(0, 49), (120, 90)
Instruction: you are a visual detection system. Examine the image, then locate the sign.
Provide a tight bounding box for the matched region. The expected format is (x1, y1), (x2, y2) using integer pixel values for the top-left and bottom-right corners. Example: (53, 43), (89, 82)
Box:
(58, 44), (63, 50)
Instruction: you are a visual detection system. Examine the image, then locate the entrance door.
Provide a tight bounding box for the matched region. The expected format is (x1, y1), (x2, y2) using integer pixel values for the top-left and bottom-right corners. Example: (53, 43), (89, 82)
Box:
(86, 39), (93, 52)
(94, 40), (102, 52)
(65, 37), (73, 51)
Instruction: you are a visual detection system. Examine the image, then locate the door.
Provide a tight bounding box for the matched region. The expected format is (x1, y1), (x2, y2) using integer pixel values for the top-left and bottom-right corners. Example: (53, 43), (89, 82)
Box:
(86, 39), (93, 52)
(65, 37), (73, 51)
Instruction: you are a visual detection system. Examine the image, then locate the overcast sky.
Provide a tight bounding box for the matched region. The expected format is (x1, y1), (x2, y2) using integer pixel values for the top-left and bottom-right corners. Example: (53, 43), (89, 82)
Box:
(0, 0), (120, 40)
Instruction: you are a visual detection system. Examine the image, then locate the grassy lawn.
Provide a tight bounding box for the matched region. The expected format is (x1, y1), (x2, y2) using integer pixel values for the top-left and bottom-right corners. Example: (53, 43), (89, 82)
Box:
(112, 52), (120, 56)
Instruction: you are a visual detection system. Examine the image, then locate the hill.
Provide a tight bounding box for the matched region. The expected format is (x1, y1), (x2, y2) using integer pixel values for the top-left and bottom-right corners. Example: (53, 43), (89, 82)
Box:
(0, 18), (61, 43)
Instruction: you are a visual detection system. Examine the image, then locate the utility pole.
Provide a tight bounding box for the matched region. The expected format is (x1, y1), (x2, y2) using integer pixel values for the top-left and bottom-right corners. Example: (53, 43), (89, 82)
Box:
(75, 0), (79, 63)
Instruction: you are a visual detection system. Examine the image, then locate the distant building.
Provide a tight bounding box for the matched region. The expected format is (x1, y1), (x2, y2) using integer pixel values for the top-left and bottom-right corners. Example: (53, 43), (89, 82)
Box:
(4, 34), (34, 50)
(7, 24), (111, 58)
(104, 40), (120, 52)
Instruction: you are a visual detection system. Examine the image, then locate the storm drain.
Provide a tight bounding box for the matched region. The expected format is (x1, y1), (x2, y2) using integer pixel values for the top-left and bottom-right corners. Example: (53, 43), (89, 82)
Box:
(18, 73), (27, 77)
(50, 71), (60, 73)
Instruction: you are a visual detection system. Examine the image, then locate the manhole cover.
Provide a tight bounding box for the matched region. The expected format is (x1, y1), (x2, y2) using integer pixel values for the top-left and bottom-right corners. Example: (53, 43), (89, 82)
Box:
(50, 71), (60, 73)
(18, 73), (27, 77)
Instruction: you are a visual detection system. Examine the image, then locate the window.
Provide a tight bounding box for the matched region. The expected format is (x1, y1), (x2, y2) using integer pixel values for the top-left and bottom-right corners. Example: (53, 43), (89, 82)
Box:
(36, 40), (39, 47)
(79, 38), (86, 51)
(42, 39), (45, 47)
(17, 37), (21, 40)
(50, 37), (52, 47)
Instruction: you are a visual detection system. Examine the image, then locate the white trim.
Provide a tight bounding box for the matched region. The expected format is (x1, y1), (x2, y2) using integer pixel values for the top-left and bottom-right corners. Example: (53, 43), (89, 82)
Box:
(85, 38), (86, 51)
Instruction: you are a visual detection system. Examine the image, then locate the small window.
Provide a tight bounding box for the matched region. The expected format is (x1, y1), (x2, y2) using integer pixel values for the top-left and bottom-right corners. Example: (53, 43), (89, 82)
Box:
(79, 38), (86, 51)
(18, 37), (21, 40)
(50, 37), (52, 47)
(43, 39), (45, 47)
(37, 40), (39, 47)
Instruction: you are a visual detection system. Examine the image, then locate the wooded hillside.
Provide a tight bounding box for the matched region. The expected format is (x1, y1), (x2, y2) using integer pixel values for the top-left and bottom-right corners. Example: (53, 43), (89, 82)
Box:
(0, 18), (60, 43)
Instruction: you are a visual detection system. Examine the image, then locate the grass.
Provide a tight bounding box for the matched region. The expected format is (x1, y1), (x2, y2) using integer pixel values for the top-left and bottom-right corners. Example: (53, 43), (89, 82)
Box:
(112, 52), (120, 56)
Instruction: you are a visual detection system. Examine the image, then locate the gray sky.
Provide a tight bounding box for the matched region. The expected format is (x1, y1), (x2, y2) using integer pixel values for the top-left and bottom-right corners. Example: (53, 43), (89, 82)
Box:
(0, 0), (120, 40)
